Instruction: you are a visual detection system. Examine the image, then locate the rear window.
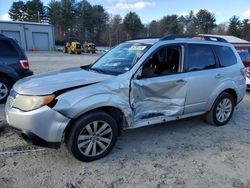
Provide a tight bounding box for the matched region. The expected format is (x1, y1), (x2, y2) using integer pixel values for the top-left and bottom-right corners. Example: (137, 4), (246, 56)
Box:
(186, 44), (216, 71)
(214, 46), (237, 67)
(0, 39), (19, 57)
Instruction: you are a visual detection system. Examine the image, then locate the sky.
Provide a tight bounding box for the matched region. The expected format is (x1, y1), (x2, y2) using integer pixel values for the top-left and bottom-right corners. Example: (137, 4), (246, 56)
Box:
(1, 0), (250, 24)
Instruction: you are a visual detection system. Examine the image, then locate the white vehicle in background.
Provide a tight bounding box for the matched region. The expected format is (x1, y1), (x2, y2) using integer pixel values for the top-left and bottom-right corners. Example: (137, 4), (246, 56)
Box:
(238, 51), (250, 90)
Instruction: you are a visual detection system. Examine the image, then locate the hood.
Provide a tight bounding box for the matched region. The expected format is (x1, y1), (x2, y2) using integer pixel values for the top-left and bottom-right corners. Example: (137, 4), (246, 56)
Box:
(14, 67), (114, 95)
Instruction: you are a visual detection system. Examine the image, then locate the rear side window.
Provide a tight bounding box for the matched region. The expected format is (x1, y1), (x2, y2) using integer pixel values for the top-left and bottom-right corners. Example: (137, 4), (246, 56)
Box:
(186, 45), (216, 71)
(213, 46), (237, 67)
(0, 40), (19, 57)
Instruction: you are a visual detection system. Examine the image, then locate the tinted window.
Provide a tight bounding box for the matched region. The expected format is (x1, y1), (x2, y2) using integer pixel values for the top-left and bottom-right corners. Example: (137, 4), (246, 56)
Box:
(140, 46), (182, 78)
(186, 45), (216, 71)
(214, 46), (237, 67)
(0, 40), (19, 57)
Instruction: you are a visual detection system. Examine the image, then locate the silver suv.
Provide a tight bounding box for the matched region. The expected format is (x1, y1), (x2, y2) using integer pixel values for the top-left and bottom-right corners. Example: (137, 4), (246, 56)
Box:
(5, 35), (247, 162)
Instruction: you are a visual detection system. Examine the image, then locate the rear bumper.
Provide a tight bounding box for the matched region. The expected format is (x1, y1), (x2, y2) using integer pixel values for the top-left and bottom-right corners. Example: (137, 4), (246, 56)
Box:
(5, 97), (70, 147)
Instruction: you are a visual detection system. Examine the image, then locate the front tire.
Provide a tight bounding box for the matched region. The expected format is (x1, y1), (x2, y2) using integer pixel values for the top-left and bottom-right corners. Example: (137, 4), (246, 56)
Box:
(66, 111), (118, 162)
(0, 77), (12, 103)
(205, 92), (235, 126)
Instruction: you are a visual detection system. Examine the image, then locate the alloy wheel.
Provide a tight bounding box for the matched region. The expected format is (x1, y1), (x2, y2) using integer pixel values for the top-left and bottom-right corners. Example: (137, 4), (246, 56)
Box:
(216, 98), (233, 123)
(0, 82), (8, 100)
(77, 120), (113, 157)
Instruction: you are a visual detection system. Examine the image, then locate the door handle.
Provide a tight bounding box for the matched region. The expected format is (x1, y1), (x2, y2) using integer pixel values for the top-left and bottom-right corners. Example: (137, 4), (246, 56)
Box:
(215, 74), (223, 79)
(176, 79), (187, 84)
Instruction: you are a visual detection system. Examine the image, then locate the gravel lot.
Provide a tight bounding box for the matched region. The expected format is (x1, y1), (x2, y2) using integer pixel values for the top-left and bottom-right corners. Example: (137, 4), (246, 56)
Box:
(1, 52), (250, 188)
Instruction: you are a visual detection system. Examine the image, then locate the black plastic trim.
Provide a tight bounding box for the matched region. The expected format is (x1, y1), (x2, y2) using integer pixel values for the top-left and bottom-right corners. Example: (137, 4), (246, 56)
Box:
(21, 130), (61, 149)
(161, 34), (228, 43)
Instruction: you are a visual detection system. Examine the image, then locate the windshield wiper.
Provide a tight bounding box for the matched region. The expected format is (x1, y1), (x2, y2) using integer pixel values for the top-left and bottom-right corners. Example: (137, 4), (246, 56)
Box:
(89, 67), (111, 75)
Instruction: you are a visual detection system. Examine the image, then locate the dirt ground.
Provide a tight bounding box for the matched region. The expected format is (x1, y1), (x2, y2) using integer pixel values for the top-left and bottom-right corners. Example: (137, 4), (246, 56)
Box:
(1, 52), (250, 188)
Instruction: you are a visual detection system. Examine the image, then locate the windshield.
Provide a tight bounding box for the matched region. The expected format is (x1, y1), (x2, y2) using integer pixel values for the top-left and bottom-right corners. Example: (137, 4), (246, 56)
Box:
(89, 43), (151, 75)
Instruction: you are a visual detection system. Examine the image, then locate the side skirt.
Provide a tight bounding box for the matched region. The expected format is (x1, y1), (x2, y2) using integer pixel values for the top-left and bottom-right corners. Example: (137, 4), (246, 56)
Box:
(127, 111), (206, 129)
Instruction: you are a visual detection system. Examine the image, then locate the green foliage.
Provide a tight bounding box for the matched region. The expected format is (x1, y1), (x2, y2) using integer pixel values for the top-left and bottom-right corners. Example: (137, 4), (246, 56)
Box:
(228, 16), (242, 37)
(60, 0), (76, 37)
(25, 0), (46, 22)
(185, 11), (197, 34)
(148, 20), (161, 37)
(48, 0), (62, 25)
(195, 9), (216, 34)
(102, 14), (126, 46)
(9, 0), (46, 22)
(91, 5), (109, 42)
(159, 15), (183, 35)
(8, 1), (26, 21)
(123, 12), (144, 39)
(241, 19), (250, 41)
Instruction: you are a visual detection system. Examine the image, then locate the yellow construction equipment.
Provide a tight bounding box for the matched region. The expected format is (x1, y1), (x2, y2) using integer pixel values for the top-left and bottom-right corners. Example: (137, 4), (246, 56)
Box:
(63, 41), (82, 54)
(83, 42), (96, 53)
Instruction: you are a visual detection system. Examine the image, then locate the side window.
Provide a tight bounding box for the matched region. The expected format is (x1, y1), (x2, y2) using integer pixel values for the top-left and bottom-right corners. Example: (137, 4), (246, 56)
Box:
(186, 45), (216, 72)
(140, 46), (182, 78)
(0, 40), (19, 57)
(213, 45), (237, 67)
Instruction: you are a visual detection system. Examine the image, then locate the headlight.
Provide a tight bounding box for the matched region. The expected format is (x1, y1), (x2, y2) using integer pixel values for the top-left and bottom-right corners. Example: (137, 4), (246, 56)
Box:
(12, 94), (55, 111)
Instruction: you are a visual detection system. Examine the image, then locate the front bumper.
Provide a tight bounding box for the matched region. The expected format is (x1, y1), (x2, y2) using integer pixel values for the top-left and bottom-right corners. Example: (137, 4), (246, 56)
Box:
(5, 96), (70, 148)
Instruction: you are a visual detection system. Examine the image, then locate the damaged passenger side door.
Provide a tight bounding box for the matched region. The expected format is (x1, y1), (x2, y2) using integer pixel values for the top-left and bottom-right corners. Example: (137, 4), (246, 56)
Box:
(130, 45), (188, 128)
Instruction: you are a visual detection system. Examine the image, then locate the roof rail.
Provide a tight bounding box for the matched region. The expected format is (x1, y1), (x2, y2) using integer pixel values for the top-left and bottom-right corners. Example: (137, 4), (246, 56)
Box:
(160, 34), (228, 43)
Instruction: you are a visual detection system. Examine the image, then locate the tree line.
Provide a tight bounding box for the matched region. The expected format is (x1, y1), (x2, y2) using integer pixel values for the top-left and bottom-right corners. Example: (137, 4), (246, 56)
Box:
(8, 0), (250, 46)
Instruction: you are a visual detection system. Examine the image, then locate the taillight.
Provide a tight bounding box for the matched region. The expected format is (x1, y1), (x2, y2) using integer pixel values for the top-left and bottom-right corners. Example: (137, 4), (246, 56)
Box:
(241, 67), (247, 78)
(19, 60), (29, 70)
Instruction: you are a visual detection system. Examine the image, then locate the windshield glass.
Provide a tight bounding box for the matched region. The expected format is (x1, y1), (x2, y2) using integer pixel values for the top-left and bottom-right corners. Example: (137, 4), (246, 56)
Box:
(89, 43), (151, 75)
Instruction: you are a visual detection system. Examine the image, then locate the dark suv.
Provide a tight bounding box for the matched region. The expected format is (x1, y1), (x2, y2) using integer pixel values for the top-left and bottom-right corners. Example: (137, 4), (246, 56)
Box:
(0, 34), (33, 103)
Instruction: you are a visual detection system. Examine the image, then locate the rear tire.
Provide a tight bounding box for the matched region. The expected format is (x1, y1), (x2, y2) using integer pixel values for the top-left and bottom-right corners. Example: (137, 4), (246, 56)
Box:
(0, 77), (12, 103)
(205, 92), (235, 126)
(63, 47), (67, 53)
(66, 111), (118, 162)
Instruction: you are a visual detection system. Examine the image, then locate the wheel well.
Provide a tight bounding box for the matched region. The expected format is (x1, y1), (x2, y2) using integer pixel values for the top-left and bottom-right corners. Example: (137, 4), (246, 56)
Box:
(64, 106), (125, 140)
(91, 106), (124, 135)
(0, 72), (15, 84)
(222, 88), (237, 104)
